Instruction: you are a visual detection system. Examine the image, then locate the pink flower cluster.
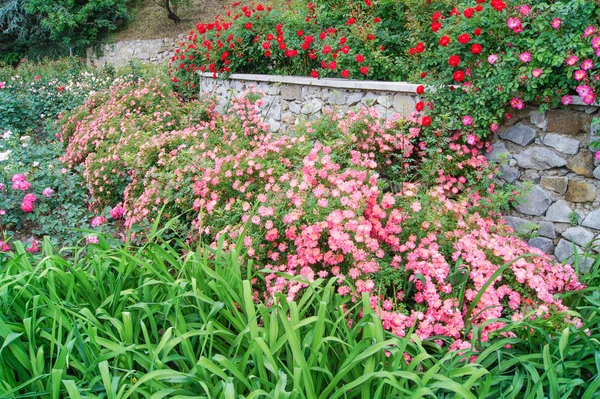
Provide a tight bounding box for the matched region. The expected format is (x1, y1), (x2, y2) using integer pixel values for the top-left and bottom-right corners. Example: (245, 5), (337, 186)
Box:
(12, 174), (31, 191)
(61, 87), (584, 345)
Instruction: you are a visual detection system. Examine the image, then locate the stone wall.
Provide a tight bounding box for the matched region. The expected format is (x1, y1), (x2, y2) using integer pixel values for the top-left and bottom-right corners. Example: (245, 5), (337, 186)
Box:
(199, 73), (420, 132)
(199, 73), (600, 264)
(488, 107), (599, 266)
(87, 35), (184, 67)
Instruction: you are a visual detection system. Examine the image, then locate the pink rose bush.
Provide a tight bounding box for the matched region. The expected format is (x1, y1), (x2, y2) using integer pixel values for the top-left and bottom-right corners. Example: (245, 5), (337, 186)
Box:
(60, 80), (584, 344)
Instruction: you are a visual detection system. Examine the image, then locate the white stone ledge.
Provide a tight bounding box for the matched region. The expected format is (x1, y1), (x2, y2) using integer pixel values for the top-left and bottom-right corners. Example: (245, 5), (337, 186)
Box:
(199, 72), (420, 93)
(199, 72), (600, 107)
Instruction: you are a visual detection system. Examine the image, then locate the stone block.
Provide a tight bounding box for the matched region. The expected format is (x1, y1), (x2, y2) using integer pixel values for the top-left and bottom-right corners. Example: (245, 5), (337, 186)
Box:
(565, 180), (597, 202)
(301, 98), (323, 115)
(540, 176), (568, 195)
(499, 123), (537, 146)
(582, 209), (600, 230)
(346, 92), (364, 106)
(562, 226), (595, 247)
(537, 221), (557, 238)
(486, 142), (510, 163)
(327, 90), (346, 106)
(515, 185), (553, 216)
(528, 237), (555, 254)
(392, 94), (417, 117)
(281, 84), (302, 100)
(499, 164), (520, 183)
(594, 166), (600, 180)
(566, 151), (595, 177)
(503, 216), (537, 235)
(530, 109), (547, 130)
(545, 200), (573, 223)
(542, 133), (580, 155)
(288, 102), (302, 114)
(547, 109), (592, 135)
(514, 147), (567, 169)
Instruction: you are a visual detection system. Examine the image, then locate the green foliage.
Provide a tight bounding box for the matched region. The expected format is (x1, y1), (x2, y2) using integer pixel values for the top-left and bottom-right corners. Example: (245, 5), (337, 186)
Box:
(25, 0), (132, 53)
(0, 232), (599, 397)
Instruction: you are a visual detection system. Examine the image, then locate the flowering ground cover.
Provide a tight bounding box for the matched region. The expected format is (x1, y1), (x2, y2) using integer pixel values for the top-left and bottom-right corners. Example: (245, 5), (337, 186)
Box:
(56, 78), (587, 349)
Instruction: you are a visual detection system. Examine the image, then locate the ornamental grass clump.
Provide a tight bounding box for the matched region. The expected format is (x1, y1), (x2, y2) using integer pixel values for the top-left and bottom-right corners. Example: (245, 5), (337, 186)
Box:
(60, 80), (584, 346)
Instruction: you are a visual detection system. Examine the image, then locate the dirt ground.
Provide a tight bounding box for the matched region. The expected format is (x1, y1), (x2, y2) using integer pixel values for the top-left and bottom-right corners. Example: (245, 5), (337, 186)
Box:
(114, 0), (229, 41)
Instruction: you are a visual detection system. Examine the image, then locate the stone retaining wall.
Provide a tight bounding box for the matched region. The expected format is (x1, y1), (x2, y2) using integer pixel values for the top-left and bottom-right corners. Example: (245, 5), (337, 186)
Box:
(87, 35), (184, 67)
(199, 73), (600, 265)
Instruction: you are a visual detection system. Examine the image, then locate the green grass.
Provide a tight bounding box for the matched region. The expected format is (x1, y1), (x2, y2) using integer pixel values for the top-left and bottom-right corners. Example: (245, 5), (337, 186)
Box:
(0, 231), (599, 398)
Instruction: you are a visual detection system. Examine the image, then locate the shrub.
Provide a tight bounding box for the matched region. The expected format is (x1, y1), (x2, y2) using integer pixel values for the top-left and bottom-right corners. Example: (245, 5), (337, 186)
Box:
(171, 0), (600, 145)
(60, 84), (583, 344)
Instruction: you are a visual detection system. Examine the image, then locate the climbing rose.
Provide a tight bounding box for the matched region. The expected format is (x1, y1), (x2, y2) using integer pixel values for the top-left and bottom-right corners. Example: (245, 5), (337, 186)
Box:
(458, 33), (471, 44)
(453, 70), (465, 82)
(471, 44), (482, 54)
(448, 55), (461, 67)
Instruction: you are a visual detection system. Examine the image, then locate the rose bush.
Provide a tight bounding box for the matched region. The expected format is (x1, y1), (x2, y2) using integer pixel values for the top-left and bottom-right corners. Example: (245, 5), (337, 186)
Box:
(60, 81), (583, 345)
(170, 0), (600, 146)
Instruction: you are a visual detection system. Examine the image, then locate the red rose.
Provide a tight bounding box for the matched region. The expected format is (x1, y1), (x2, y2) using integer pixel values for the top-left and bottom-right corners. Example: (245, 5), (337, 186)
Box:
(415, 42), (425, 53)
(458, 33), (471, 44)
(341, 69), (350, 78)
(453, 70), (465, 82)
(297, 30), (304, 37)
(347, 18), (356, 26)
(360, 66), (369, 75)
(420, 72), (427, 78)
(475, 5), (483, 11)
(416, 85), (425, 94)
(422, 116), (432, 126)
(415, 101), (424, 111)
(341, 46), (350, 54)
(311, 70), (319, 78)
(322, 45), (332, 54)
(471, 44), (483, 54)
(374, 17), (381, 23)
(450, 7), (459, 16)
(439, 36), (451, 46)
(329, 61), (337, 70)
(262, 42), (270, 50)
(356, 54), (365, 63)
(432, 11), (442, 21)
(463, 8), (474, 18)
(409, 48), (416, 55)
(245, 22), (252, 29)
(448, 55), (461, 67)
(474, 28), (482, 36)
(431, 22), (442, 32)
(366, 34), (375, 40)
(491, 0), (506, 11)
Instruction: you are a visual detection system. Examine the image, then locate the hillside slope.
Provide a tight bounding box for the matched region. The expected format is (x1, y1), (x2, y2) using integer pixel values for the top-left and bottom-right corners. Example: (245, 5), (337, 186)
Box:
(114, 0), (228, 41)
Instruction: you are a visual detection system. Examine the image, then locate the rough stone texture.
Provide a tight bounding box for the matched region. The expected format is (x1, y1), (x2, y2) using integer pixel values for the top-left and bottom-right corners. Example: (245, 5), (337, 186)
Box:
(503, 216), (537, 235)
(545, 200), (573, 223)
(392, 94), (416, 117)
(537, 221), (557, 239)
(346, 92), (364, 105)
(562, 226), (595, 247)
(87, 36), (185, 67)
(499, 164), (520, 183)
(566, 151), (595, 177)
(514, 147), (567, 169)
(301, 98), (323, 114)
(530, 109), (547, 130)
(554, 239), (580, 262)
(594, 166), (600, 180)
(582, 209), (600, 230)
(499, 123), (537, 146)
(565, 180), (597, 202)
(542, 133), (580, 155)
(486, 142), (510, 163)
(281, 85), (302, 100)
(515, 185), (553, 216)
(547, 109), (591, 135)
(540, 176), (568, 195)
(528, 237), (555, 254)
